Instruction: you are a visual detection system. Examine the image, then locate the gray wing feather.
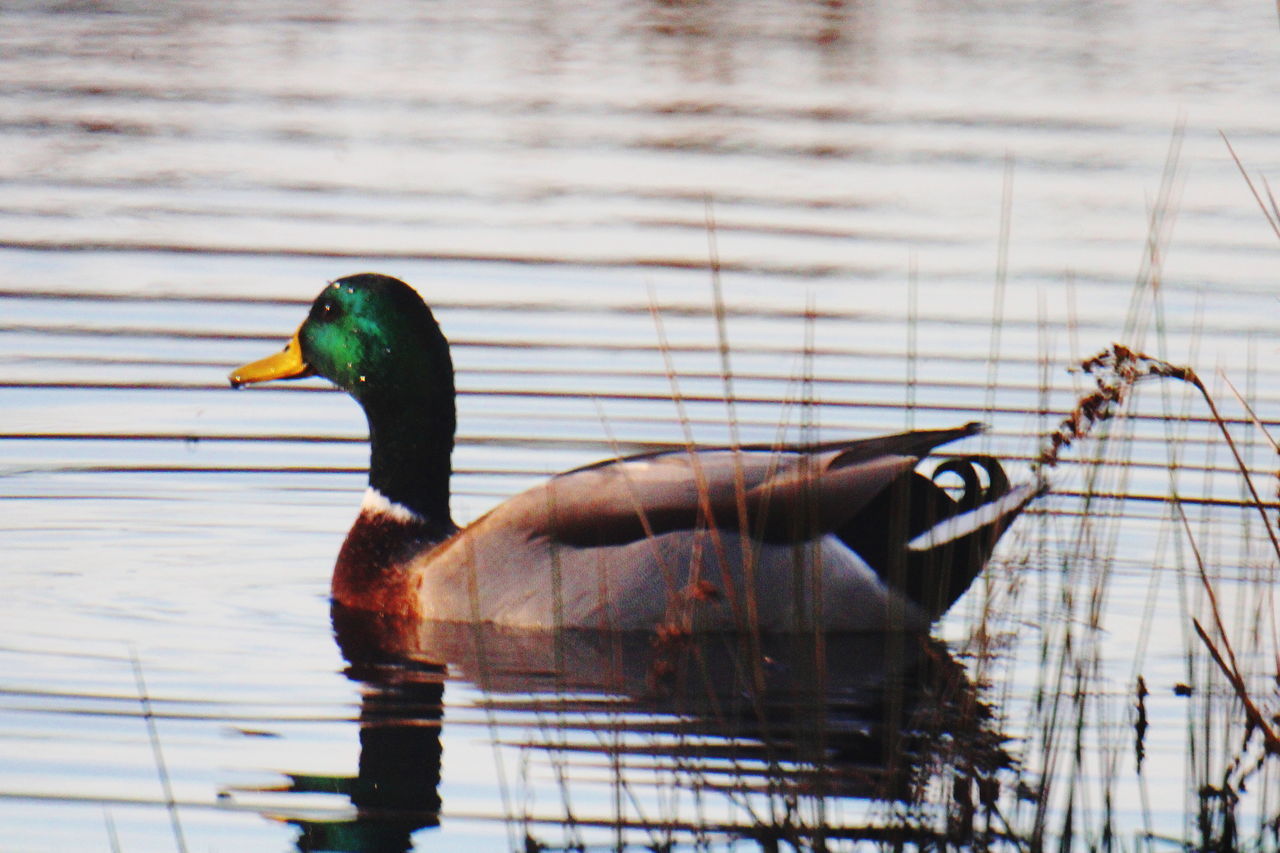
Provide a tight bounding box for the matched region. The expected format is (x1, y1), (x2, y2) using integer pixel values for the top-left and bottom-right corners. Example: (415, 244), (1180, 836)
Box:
(536, 449), (918, 547)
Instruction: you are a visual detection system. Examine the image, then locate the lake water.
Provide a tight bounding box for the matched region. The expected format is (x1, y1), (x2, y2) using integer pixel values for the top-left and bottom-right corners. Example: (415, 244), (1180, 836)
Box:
(2, 1), (1279, 850)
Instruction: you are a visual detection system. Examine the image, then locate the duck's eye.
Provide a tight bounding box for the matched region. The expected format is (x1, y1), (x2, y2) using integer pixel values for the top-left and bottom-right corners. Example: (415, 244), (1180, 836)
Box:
(310, 299), (339, 323)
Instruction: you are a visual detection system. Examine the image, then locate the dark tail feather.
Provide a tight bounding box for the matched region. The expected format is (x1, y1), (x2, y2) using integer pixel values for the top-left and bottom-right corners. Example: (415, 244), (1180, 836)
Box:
(838, 455), (1039, 620)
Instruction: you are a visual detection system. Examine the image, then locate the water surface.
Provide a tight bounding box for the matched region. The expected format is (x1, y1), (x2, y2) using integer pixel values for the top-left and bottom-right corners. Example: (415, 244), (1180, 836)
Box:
(2, 1), (1279, 850)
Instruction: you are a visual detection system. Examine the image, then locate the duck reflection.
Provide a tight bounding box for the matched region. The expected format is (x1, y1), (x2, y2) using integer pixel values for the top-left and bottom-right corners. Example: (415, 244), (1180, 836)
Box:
(267, 612), (446, 852)
(247, 605), (1010, 851)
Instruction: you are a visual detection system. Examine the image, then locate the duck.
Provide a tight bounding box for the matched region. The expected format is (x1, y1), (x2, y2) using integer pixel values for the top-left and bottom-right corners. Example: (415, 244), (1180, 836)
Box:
(229, 273), (1038, 633)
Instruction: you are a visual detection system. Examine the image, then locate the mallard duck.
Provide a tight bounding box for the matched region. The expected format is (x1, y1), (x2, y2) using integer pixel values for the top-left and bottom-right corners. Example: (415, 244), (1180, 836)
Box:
(230, 273), (1037, 633)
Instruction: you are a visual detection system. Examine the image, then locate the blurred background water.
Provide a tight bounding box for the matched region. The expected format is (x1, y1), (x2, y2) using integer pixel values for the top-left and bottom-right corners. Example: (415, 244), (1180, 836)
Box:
(1, 1), (1278, 850)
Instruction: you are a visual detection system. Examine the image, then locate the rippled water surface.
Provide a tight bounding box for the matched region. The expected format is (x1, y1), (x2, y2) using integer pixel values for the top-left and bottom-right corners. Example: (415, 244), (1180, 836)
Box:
(2, 1), (1279, 850)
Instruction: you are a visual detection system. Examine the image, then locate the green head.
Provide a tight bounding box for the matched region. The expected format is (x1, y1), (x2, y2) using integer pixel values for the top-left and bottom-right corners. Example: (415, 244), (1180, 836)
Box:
(232, 273), (452, 398)
(230, 273), (457, 527)
(300, 274), (454, 400)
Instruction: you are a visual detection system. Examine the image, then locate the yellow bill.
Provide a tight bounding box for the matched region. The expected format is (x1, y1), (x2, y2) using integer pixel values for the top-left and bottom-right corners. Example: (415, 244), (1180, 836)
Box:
(228, 330), (314, 388)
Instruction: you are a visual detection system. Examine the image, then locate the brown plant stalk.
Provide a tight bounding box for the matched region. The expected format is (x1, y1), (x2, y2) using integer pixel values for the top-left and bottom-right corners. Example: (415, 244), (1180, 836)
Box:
(1044, 343), (1280, 760)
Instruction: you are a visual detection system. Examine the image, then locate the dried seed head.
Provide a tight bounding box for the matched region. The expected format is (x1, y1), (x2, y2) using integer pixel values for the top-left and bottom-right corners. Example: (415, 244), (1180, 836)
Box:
(1034, 343), (1201, 473)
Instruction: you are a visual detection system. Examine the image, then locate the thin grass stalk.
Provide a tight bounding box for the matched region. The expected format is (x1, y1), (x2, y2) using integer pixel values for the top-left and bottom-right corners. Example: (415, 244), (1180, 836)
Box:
(590, 396), (719, 846)
(645, 292), (775, 831)
(1220, 370), (1280, 667)
(1171, 372), (1280, 807)
(103, 808), (121, 853)
(906, 252), (918, 432)
(646, 290), (750, 638)
(459, 530), (522, 852)
(1191, 619), (1280, 758)
(1182, 371), (1280, 560)
(703, 200), (770, 704)
(129, 646), (187, 853)
(982, 153), (1014, 429)
(1222, 133), (1280, 243)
